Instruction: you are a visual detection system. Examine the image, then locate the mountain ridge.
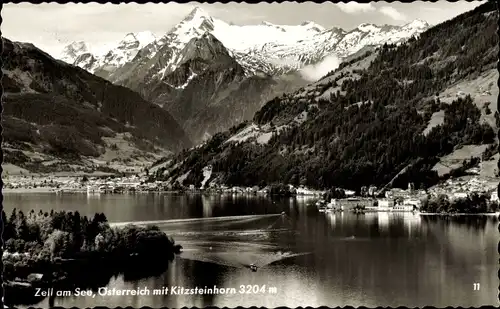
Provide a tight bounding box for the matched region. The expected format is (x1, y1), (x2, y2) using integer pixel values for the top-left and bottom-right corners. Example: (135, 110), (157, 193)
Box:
(147, 2), (498, 191)
(2, 37), (192, 174)
(56, 8), (429, 144)
(63, 7), (430, 77)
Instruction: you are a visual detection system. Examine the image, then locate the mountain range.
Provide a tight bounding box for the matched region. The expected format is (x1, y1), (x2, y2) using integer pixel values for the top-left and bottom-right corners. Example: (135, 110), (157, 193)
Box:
(62, 7), (429, 76)
(59, 7), (430, 143)
(148, 2), (498, 191)
(2, 38), (191, 175)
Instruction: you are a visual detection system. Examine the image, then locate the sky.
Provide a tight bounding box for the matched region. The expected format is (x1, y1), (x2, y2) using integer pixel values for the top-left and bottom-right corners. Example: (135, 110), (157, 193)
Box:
(3, 1), (484, 57)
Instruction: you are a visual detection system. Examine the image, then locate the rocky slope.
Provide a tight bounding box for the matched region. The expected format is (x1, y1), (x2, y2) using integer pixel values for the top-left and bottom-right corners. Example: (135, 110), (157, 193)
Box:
(148, 2), (498, 191)
(2, 38), (191, 174)
(123, 32), (309, 143)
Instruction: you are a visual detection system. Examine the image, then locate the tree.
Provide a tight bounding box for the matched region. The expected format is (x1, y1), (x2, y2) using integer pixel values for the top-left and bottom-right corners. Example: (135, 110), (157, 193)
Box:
(2, 210), (15, 241)
(16, 210), (30, 241)
(44, 230), (74, 259)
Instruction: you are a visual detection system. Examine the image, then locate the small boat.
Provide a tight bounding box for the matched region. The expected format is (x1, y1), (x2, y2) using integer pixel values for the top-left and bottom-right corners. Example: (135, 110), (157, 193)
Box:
(250, 264), (258, 272)
(174, 244), (183, 254)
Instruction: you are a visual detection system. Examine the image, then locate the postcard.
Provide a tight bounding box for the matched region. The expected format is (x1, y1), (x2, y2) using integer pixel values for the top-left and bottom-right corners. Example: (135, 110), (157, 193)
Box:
(2, 1), (498, 307)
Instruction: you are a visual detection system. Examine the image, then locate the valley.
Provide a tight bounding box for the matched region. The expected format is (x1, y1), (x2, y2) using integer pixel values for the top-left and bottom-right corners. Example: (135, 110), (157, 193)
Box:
(2, 3), (499, 308)
(2, 38), (191, 175)
(2, 2), (498, 200)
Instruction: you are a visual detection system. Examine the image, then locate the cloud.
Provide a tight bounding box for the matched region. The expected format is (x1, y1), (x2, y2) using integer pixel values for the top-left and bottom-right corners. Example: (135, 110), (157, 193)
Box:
(378, 6), (408, 22)
(299, 55), (341, 82)
(335, 3), (375, 14)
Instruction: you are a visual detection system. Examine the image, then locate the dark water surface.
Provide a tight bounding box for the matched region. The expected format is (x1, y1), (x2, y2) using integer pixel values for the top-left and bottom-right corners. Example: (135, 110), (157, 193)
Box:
(4, 192), (498, 307)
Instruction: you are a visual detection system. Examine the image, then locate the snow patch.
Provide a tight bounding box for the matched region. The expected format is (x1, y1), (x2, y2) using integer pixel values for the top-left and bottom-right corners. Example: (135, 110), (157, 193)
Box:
(177, 70), (198, 89)
(357, 23), (381, 33)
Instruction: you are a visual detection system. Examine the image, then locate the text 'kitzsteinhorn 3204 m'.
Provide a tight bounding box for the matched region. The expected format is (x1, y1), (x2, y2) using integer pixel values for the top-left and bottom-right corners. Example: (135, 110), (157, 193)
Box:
(2, 1), (499, 308)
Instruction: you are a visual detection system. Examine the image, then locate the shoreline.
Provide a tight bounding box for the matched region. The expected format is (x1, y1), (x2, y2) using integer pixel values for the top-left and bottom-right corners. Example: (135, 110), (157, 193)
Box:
(4, 189), (498, 217)
(418, 212), (499, 216)
(2, 187), (323, 197)
(2, 187), (62, 194)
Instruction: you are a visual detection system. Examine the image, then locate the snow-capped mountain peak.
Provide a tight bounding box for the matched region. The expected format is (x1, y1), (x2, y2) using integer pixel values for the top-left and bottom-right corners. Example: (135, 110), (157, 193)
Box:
(178, 6), (215, 32)
(100, 31), (157, 67)
(69, 31), (158, 73)
(135, 31), (157, 44)
(118, 31), (157, 50)
(403, 19), (430, 30)
(357, 23), (381, 33)
(300, 21), (325, 32)
(184, 6), (212, 21)
(122, 33), (139, 44)
(60, 41), (90, 63)
(64, 9), (430, 83)
(65, 41), (88, 52)
(161, 6), (217, 47)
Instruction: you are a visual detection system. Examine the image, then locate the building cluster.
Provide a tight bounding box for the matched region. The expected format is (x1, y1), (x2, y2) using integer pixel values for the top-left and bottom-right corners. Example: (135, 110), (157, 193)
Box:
(3, 175), (83, 191)
(324, 196), (421, 212)
(320, 177), (500, 213)
(428, 176), (497, 202)
(5, 172), (498, 209)
(319, 185), (426, 212)
(4, 175), (147, 193)
(193, 184), (324, 196)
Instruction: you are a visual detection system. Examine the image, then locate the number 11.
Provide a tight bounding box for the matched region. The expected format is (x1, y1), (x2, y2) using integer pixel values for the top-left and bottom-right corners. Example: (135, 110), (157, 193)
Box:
(473, 283), (480, 290)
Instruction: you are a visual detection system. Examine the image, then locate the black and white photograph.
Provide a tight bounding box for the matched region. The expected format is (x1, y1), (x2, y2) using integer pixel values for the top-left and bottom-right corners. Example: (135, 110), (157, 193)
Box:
(2, 0), (499, 307)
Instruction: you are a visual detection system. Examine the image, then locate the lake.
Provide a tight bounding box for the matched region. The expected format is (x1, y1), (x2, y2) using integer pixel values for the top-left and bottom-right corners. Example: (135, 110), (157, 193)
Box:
(3, 192), (498, 307)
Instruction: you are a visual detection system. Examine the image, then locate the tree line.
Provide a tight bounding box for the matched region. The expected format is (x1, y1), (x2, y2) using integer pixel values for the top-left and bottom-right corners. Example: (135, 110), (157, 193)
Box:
(421, 193), (498, 214)
(2, 209), (176, 281)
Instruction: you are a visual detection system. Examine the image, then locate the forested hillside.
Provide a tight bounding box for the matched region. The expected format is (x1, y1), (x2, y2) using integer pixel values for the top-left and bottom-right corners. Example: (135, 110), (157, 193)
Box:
(2, 38), (192, 173)
(150, 2), (498, 191)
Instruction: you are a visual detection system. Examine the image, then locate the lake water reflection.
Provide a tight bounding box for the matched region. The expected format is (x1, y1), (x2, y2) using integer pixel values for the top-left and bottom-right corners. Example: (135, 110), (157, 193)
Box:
(3, 192), (498, 307)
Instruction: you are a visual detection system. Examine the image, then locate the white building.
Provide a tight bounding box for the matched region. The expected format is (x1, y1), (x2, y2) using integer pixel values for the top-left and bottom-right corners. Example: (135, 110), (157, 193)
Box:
(450, 192), (468, 201)
(368, 186), (378, 196)
(491, 191), (499, 202)
(403, 198), (422, 208)
(377, 198), (395, 210)
(344, 190), (356, 197)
